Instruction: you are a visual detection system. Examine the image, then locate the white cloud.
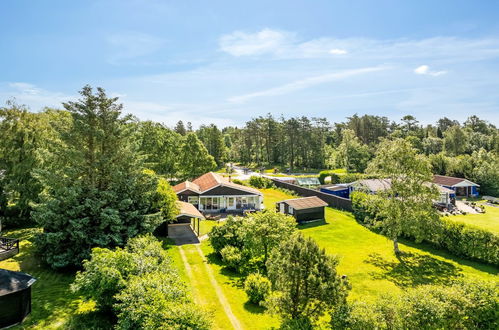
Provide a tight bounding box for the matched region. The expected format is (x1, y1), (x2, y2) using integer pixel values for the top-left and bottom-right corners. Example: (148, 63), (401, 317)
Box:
(414, 65), (447, 76)
(107, 32), (165, 64)
(2, 82), (74, 110)
(8, 82), (42, 95)
(228, 66), (387, 103)
(219, 28), (292, 56)
(219, 29), (499, 63)
(329, 48), (348, 55)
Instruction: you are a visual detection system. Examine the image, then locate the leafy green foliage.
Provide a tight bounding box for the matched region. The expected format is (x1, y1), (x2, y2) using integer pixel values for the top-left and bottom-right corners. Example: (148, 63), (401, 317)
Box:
(71, 235), (171, 309)
(134, 121), (182, 178)
(179, 132), (217, 180)
(220, 245), (243, 271)
(266, 233), (349, 323)
(330, 129), (371, 172)
(115, 272), (211, 330)
(209, 216), (245, 253)
(33, 86), (175, 269)
(248, 175), (275, 189)
(366, 138), (440, 254)
(197, 124), (227, 167)
(352, 191), (499, 265)
(72, 235), (209, 329)
(244, 273), (271, 305)
(211, 211), (297, 274)
(0, 103), (70, 227)
(333, 279), (498, 330)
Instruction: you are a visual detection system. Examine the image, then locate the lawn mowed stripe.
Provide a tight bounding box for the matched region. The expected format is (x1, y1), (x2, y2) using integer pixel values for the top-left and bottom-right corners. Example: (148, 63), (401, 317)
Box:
(181, 244), (234, 329)
(200, 242), (280, 330)
(195, 244), (243, 330)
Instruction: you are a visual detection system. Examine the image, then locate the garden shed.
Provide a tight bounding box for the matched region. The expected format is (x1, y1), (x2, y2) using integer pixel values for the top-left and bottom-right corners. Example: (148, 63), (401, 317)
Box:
(0, 269), (36, 328)
(276, 196), (328, 223)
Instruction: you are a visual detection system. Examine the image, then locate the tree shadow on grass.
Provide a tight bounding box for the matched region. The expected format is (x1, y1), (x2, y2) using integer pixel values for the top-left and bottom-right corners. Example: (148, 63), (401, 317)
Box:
(65, 310), (114, 330)
(243, 301), (267, 314)
(398, 237), (498, 276)
(365, 251), (463, 288)
(205, 251), (245, 288)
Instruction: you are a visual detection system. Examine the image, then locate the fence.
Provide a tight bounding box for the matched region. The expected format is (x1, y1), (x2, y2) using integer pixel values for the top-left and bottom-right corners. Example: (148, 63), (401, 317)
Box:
(269, 178), (353, 211)
(0, 236), (20, 261)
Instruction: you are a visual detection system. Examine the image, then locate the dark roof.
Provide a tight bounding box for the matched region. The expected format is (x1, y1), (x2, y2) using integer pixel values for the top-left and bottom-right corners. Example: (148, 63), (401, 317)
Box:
(432, 175), (479, 187)
(279, 196), (328, 210)
(351, 179), (392, 192)
(174, 172), (262, 195)
(323, 185), (349, 191)
(0, 269), (36, 296)
(176, 201), (205, 219)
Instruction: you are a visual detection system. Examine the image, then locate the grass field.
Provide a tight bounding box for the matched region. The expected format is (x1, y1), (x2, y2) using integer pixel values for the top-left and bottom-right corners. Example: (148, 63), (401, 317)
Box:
(0, 228), (111, 330)
(444, 202), (499, 234)
(2, 190), (497, 329)
(262, 189), (498, 301)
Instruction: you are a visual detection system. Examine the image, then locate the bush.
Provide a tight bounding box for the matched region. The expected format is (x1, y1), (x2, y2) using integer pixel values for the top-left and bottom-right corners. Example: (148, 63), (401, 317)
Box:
(318, 170), (340, 184)
(244, 273), (271, 305)
(71, 235), (171, 309)
(231, 178), (245, 185)
(248, 176), (275, 189)
(351, 192), (499, 265)
(209, 216), (245, 254)
(335, 279), (498, 330)
(220, 245), (243, 271)
(114, 272), (210, 330)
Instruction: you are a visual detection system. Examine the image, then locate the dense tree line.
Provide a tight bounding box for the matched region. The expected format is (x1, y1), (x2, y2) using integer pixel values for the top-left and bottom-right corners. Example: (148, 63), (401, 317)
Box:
(212, 113), (498, 195)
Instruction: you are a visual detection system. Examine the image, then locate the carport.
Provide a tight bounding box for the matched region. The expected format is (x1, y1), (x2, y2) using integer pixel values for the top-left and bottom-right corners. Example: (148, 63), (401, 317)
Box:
(155, 201), (205, 244)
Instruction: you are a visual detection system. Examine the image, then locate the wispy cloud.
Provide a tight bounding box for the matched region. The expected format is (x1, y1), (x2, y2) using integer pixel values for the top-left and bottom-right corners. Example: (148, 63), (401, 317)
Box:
(329, 48), (348, 55)
(228, 66), (387, 103)
(219, 28), (293, 56)
(107, 32), (165, 64)
(2, 82), (73, 110)
(219, 29), (499, 62)
(414, 65), (447, 76)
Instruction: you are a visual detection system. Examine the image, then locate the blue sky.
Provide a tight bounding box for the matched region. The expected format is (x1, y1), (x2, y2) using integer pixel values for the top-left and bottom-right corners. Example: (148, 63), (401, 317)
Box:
(1, 0), (499, 127)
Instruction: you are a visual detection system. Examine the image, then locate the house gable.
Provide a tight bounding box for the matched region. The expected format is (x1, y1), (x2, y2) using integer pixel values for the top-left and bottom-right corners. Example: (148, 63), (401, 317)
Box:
(201, 185), (260, 196)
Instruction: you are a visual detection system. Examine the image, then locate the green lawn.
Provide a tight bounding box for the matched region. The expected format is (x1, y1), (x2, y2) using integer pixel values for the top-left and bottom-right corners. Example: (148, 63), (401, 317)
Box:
(263, 189), (498, 301)
(199, 219), (221, 236)
(444, 202), (499, 234)
(0, 228), (111, 329)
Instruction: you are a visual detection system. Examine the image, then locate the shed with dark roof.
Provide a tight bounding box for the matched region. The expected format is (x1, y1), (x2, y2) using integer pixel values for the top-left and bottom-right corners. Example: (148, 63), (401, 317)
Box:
(276, 196), (328, 223)
(0, 269), (36, 328)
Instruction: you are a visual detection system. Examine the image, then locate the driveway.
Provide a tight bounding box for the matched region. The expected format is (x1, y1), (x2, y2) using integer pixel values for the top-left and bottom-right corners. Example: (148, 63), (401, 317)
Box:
(168, 224), (200, 245)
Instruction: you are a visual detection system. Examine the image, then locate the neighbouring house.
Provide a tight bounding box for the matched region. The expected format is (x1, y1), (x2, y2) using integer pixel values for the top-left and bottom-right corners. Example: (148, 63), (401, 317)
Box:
(173, 172), (263, 213)
(320, 178), (455, 206)
(154, 201), (205, 237)
(432, 175), (479, 197)
(0, 269), (36, 329)
(276, 196), (328, 223)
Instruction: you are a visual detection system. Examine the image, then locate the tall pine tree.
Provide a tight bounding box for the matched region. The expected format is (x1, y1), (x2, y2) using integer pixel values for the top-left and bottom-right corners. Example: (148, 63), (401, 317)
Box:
(33, 86), (175, 269)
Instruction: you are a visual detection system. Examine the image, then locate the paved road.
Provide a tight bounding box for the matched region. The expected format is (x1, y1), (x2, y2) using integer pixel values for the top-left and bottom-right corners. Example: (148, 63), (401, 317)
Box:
(168, 224), (200, 245)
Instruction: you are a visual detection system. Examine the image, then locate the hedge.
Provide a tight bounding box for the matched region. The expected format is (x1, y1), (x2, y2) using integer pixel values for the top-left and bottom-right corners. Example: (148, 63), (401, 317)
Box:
(351, 192), (499, 266)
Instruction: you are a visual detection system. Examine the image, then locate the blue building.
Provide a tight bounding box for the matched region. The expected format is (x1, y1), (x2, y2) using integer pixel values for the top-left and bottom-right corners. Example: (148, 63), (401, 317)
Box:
(432, 175), (479, 197)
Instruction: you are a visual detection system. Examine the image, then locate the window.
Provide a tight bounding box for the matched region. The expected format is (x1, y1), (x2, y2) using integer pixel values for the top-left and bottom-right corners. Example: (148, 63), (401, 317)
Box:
(188, 196), (199, 205)
(200, 197), (220, 210)
(289, 206), (294, 214)
(279, 203), (285, 213)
